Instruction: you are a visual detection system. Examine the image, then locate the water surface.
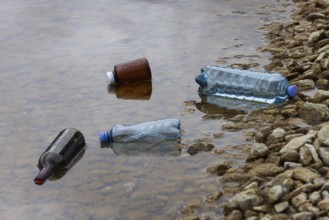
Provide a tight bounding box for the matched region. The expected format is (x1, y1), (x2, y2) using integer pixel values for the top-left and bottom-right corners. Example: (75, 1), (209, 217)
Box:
(0, 0), (294, 219)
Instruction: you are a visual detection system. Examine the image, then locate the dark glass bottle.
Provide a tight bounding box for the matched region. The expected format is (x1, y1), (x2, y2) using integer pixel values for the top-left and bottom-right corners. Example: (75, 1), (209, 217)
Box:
(106, 57), (152, 85)
(34, 128), (86, 185)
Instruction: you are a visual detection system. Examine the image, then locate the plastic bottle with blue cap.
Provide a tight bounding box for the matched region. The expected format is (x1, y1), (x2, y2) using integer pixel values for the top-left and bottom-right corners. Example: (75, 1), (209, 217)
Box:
(100, 118), (181, 144)
(195, 65), (298, 105)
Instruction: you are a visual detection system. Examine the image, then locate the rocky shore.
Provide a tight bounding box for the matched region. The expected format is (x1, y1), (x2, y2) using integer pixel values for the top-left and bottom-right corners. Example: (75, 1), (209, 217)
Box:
(182, 0), (329, 219)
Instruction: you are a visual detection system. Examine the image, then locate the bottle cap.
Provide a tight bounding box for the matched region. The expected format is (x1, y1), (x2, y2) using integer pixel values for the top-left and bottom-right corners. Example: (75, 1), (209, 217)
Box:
(195, 74), (208, 86)
(99, 132), (109, 143)
(287, 85), (298, 97)
(106, 71), (116, 85)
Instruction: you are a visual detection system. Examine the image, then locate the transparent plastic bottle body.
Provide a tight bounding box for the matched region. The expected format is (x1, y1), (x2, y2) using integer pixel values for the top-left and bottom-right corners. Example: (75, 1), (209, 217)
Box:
(100, 119), (181, 143)
(195, 65), (298, 104)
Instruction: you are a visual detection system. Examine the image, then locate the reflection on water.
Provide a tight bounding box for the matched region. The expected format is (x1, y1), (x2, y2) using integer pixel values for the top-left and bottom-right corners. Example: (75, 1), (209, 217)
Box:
(0, 0), (295, 219)
(107, 81), (152, 100)
(196, 93), (271, 116)
(101, 139), (181, 156)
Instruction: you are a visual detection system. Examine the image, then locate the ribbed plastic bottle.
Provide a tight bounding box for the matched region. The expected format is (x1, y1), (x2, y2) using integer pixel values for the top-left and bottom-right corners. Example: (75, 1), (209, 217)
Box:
(34, 128), (85, 185)
(106, 57), (152, 85)
(195, 65), (298, 104)
(99, 119), (181, 143)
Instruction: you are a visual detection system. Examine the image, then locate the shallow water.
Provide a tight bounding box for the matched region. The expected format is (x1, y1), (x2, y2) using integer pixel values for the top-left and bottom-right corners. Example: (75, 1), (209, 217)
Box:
(0, 0), (294, 219)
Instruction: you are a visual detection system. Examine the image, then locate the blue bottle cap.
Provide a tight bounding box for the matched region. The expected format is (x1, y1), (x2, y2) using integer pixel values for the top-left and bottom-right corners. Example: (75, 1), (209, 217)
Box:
(287, 85), (298, 97)
(99, 132), (108, 143)
(195, 74), (208, 86)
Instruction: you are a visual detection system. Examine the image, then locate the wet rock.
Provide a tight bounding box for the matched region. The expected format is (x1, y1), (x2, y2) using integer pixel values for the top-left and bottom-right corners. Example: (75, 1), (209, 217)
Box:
(221, 173), (251, 185)
(187, 142), (214, 155)
(299, 146), (313, 166)
(225, 210), (242, 220)
(247, 163), (284, 177)
(267, 127), (285, 145)
(226, 188), (262, 211)
(247, 143), (269, 160)
(318, 124), (329, 147)
(292, 167), (320, 183)
(295, 79), (315, 91)
(298, 102), (329, 122)
(311, 90), (329, 103)
(205, 191), (223, 203)
(206, 163), (231, 176)
(279, 134), (315, 153)
(274, 201), (289, 213)
(292, 212), (314, 220)
(318, 147), (329, 166)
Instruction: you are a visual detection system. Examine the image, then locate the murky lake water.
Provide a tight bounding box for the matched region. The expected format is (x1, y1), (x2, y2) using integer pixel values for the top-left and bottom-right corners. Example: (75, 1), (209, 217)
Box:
(0, 0), (294, 219)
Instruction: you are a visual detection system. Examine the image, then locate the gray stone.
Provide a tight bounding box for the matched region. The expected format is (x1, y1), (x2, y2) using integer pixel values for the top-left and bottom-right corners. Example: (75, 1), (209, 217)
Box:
(227, 188), (262, 211)
(292, 192), (308, 208)
(267, 128), (286, 144)
(284, 162), (303, 168)
(280, 134), (315, 153)
(313, 178), (326, 189)
(292, 167), (320, 183)
(248, 143), (269, 159)
(267, 185), (286, 203)
(299, 146), (313, 166)
(274, 201), (289, 213)
(309, 191), (321, 205)
(319, 147), (329, 166)
(318, 125), (329, 147)
(292, 212), (313, 220)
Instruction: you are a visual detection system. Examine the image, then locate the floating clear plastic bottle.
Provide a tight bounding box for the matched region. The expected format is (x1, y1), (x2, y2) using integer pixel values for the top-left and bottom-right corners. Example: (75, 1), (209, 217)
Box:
(99, 119), (181, 144)
(195, 65), (298, 104)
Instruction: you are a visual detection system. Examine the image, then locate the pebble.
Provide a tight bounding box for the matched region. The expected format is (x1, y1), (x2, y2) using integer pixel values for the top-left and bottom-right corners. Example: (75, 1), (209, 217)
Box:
(317, 199), (329, 211)
(226, 189), (263, 211)
(267, 185), (286, 203)
(292, 167), (320, 183)
(267, 128), (285, 144)
(274, 201), (289, 213)
(299, 102), (329, 122)
(292, 212), (314, 220)
(299, 146), (313, 166)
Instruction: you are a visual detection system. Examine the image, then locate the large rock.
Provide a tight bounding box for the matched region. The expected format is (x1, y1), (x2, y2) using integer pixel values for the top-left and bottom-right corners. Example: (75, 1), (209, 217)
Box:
(318, 125), (329, 147)
(279, 134), (315, 153)
(299, 102), (329, 122)
(267, 128), (286, 145)
(292, 167), (320, 183)
(226, 188), (262, 211)
(248, 163), (284, 177)
(248, 143), (269, 160)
